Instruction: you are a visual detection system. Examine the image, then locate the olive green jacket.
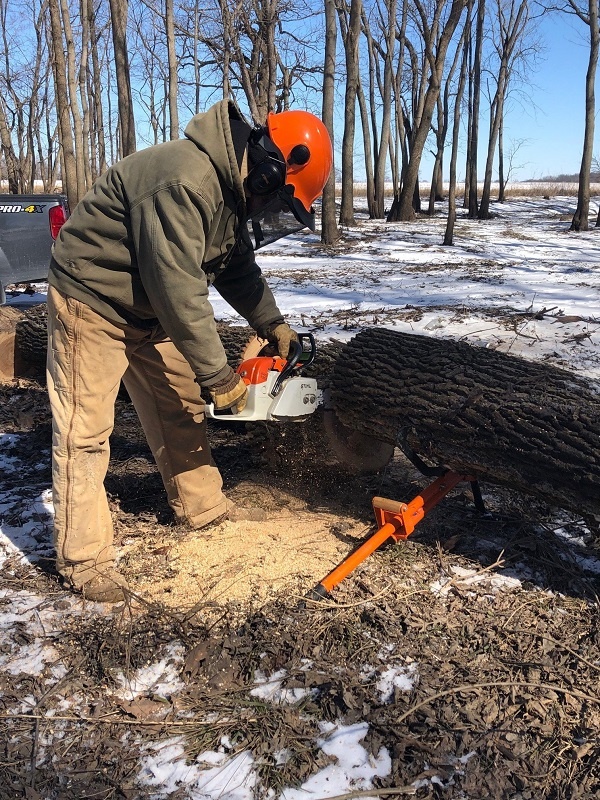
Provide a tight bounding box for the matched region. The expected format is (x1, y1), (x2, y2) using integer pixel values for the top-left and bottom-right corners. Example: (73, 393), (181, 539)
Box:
(49, 101), (283, 385)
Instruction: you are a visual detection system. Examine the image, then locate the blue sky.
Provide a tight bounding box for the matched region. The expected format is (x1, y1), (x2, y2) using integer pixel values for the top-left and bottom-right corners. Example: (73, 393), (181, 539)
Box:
(502, 11), (599, 180)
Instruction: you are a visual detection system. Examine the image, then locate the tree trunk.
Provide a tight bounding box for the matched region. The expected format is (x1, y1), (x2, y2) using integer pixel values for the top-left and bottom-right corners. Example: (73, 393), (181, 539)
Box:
(357, 79), (376, 217)
(328, 327), (600, 519)
(79, 0), (93, 187)
(17, 302), (598, 520)
(498, 112), (505, 202)
(479, 0), (529, 220)
(467, 0), (484, 218)
(48, 0), (79, 210)
(0, 100), (20, 194)
(3, 305), (259, 382)
(60, 0), (87, 199)
(165, 0), (179, 139)
(89, 0), (107, 176)
(109, 0), (136, 157)
(321, 0), (339, 245)
(444, 8), (470, 245)
(339, 0), (362, 227)
(396, 0), (467, 221)
(571, 0), (599, 232)
(373, 0), (397, 219)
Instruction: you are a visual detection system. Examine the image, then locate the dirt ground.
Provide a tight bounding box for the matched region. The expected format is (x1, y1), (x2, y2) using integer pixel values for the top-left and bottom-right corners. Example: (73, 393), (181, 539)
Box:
(1, 372), (600, 800)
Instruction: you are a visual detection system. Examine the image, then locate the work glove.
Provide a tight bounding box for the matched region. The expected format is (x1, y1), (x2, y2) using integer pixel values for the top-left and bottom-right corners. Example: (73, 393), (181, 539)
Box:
(207, 367), (248, 413)
(262, 322), (299, 360)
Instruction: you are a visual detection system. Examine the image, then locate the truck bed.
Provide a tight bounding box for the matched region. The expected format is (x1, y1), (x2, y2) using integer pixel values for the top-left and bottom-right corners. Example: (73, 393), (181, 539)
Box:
(0, 193), (69, 304)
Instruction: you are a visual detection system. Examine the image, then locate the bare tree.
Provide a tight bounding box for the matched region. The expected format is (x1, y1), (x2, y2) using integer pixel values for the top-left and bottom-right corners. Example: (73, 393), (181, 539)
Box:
(109, 0), (136, 156)
(321, 0), (339, 244)
(498, 135), (529, 197)
(130, 4), (167, 143)
(369, 0), (398, 218)
(88, 0), (108, 177)
(444, 4), (471, 244)
(210, 0), (280, 123)
(395, 0), (468, 221)
(165, 0), (180, 138)
(48, 0), (79, 207)
(478, 0), (529, 218)
(0, 0), (51, 192)
(466, 0), (485, 216)
(338, 0), (362, 226)
(59, 0), (88, 198)
(562, 0), (599, 231)
(428, 29), (466, 215)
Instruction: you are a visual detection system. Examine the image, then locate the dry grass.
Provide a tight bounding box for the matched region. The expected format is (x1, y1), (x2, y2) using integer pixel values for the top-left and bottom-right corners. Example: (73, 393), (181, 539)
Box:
(348, 181), (600, 200)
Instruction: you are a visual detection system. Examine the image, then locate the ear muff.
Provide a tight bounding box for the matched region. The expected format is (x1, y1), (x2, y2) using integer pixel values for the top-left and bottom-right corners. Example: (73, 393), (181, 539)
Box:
(246, 128), (286, 196)
(246, 158), (285, 196)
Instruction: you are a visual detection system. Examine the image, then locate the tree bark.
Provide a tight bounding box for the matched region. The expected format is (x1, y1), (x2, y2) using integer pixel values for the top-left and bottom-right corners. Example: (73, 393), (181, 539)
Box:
(498, 112), (505, 202)
(12, 306), (600, 519)
(329, 327), (600, 519)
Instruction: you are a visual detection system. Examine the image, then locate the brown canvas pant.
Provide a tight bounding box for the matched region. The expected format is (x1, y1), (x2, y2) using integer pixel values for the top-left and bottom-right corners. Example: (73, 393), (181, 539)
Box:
(46, 286), (230, 586)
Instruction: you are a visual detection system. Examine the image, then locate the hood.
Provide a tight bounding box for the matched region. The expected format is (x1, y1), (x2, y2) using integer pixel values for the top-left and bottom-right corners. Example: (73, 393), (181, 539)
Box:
(184, 100), (249, 207)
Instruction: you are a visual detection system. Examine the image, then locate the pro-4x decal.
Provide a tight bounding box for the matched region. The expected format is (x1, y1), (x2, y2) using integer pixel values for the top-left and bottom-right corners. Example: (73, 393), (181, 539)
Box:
(0, 204), (45, 213)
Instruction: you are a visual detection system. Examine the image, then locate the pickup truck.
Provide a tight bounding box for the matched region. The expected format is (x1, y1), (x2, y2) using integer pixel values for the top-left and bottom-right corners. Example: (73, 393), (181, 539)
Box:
(0, 193), (69, 304)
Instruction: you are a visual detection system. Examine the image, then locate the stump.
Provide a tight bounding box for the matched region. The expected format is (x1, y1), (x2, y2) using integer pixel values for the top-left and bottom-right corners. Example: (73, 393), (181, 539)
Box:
(329, 328), (600, 519)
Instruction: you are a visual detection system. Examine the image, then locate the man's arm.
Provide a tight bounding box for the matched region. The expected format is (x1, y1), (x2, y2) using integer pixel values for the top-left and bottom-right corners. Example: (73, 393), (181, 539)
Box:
(211, 229), (285, 335)
(130, 182), (231, 386)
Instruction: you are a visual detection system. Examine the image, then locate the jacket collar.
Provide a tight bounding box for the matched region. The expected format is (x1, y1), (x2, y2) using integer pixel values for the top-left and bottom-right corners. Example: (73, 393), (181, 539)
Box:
(184, 100), (251, 207)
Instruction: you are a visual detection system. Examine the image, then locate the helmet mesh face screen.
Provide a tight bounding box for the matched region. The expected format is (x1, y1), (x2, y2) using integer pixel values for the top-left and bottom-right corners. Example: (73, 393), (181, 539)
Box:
(246, 186), (314, 249)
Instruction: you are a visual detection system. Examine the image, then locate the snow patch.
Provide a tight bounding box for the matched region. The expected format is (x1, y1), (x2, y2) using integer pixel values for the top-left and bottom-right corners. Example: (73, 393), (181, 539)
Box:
(430, 565), (522, 596)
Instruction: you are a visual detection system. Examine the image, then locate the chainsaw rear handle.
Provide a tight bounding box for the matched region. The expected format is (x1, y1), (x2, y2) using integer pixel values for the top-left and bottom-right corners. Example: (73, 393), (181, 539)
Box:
(272, 333), (316, 397)
(297, 332), (316, 369)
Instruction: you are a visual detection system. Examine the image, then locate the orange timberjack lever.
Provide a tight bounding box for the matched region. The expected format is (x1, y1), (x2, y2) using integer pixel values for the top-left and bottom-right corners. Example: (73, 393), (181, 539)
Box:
(308, 470), (481, 601)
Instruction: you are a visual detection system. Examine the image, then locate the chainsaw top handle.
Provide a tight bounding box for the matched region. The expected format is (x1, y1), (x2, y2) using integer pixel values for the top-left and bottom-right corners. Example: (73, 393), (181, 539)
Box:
(271, 333), (316, 397)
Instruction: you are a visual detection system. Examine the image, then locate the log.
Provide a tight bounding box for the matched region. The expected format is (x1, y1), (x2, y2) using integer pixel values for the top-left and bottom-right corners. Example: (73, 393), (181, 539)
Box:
(0, 306), (46, 381)
(15, 304), (48, 369)
(329, 328), (600, 519)
(11, 305), (597, 519)
(0, 303), (256, 382)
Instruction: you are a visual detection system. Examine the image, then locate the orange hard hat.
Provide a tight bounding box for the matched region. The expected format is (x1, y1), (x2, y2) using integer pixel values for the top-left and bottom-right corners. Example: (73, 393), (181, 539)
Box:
(266, 110), (333, 213)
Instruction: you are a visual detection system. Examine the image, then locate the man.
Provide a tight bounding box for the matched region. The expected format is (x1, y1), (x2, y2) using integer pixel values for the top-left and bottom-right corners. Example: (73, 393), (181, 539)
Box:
(47, 100), (332, 603)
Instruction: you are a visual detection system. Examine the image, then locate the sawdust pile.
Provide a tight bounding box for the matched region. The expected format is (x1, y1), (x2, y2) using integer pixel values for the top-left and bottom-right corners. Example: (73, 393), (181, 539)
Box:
(126, 509), (366, 610)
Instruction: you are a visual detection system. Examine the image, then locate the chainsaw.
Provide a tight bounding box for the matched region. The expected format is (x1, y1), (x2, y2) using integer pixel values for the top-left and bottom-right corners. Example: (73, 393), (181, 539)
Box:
(205, 333), (320, 422)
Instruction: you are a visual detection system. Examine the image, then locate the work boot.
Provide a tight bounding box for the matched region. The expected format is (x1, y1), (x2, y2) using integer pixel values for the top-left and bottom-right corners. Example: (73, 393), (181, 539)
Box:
(182, 503), (268, 532)
(70, 569), (129, 603)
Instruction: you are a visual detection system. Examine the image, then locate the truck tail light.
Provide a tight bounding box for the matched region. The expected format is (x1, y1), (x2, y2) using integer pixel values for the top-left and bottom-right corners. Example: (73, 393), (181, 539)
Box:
(49, 205), (67, 239)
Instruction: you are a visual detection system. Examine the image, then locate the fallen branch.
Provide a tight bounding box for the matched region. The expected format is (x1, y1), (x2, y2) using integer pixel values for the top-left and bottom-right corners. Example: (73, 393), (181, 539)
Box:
(312, 788), (417, 799)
